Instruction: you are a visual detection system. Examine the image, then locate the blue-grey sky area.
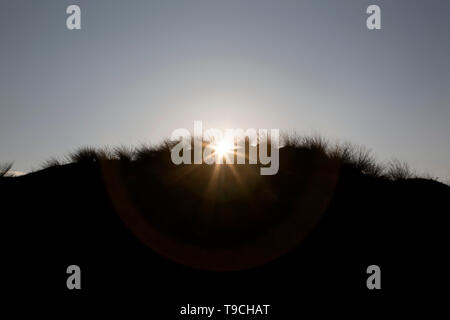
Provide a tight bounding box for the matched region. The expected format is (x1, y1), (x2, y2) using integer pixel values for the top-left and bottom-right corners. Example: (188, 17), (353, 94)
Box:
(1, 0), (449, 181)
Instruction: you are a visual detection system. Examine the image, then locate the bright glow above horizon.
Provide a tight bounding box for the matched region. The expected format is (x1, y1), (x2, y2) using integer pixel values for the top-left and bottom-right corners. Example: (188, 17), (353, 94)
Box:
(211, 139), (236, 160)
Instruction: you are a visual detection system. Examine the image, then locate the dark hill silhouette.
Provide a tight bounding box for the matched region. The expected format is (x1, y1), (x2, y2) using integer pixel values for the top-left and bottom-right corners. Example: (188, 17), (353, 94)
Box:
(1, 136), (449, 314)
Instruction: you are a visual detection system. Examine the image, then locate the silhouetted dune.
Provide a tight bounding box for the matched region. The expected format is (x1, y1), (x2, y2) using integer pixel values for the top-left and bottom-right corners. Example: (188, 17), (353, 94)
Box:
(1, 138), (449, 313)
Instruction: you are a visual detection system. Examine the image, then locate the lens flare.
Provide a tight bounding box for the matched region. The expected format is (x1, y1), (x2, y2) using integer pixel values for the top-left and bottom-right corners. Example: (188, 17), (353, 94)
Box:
(209, 138), (236, 161)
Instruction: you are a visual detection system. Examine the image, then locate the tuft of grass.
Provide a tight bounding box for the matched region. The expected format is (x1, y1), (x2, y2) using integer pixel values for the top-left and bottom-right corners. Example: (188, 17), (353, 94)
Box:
(113, 146), (135, 162)
(135, 143), (158, 162)
(41, 157), (64, 169)
(160, 138), (178, 151)
(386, 159), (414, 180)
(68, 146), (113, 163)
(0, 162), (13, 177)
(329, 143), (383, 177)
(300, 135), (329, 153)
(135, 139), (176, 162)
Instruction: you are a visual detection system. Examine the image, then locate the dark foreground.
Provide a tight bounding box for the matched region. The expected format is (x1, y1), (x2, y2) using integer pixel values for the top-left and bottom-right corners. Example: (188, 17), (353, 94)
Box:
(1, 148), (449, 316)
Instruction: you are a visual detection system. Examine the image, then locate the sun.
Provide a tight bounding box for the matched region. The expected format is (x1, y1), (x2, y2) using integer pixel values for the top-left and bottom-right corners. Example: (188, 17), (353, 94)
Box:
(211, 139), (235, 159)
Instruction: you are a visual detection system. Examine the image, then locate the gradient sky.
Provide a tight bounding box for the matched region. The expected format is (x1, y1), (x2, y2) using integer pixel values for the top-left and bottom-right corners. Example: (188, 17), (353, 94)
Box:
(1, 0), (449, 181)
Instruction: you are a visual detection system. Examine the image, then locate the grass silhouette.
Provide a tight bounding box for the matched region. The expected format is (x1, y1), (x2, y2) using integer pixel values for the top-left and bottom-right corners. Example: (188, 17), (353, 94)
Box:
(29, 134), (424, 182)
(0, 162), (13, 177)
(1, 134), (449, 303)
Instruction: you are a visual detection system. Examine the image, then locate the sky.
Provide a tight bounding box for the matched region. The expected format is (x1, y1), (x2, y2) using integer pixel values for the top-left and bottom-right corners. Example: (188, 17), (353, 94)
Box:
(1, 0), (449, 181)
